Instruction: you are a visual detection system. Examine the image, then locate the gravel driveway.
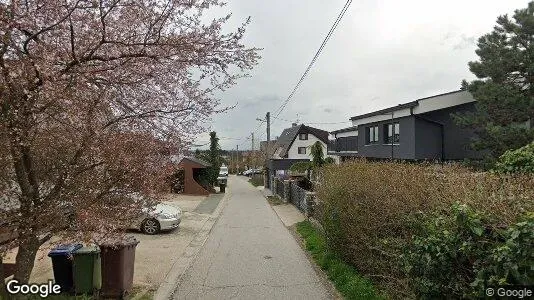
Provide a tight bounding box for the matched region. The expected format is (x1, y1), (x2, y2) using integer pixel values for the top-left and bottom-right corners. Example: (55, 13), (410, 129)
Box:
(4, 193), (215, 291)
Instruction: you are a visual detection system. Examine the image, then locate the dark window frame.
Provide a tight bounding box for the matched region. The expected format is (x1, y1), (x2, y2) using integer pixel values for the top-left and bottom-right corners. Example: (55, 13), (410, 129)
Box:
(298, 147), (307, 154)
(298, 133), (308, 140)
(366, 125), (379, 144)
(384, 122), (400, 144)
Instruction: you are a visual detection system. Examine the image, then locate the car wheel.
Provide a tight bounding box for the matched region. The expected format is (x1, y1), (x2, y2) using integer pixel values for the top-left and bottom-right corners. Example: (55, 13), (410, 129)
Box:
(141, 218), (160, 235)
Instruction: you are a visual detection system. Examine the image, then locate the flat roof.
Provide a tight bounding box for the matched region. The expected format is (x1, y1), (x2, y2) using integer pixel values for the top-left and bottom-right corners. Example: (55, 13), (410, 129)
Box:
(349, 90), (464, 121)
(331, 126), (358, 134)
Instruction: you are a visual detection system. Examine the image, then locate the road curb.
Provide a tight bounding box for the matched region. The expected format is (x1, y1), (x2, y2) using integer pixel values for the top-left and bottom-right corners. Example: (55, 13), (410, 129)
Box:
(153, 188), (231, 300)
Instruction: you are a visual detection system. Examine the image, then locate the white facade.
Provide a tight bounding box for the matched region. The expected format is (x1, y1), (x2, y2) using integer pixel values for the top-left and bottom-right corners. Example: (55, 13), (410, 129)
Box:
(286, 134), (327, 160)
(335, 129), (358, 138)
(351, 108), (412, 127)
(412, 90), (475, 114)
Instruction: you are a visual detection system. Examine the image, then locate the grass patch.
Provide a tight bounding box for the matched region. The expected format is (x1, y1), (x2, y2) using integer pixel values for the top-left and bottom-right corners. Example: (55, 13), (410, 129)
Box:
(296, 220), (385, 300)
(266, 196), (284, 206)
(248, 176), (263, 187)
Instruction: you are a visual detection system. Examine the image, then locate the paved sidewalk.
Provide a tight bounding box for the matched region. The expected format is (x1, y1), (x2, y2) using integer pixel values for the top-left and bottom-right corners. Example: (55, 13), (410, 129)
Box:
(194, 194), (224, 214)
(172, 176), (331, 299)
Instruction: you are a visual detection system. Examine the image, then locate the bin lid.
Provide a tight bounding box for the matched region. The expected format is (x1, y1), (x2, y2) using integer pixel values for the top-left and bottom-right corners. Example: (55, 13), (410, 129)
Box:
(99, 236), (139, 249)
(73, 245), (101, 255)
(48, 243), (83, 257)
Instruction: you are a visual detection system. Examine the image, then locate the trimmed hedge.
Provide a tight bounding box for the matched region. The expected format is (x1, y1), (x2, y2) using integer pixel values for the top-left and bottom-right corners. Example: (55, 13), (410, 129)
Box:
(315, 160), (534, 298)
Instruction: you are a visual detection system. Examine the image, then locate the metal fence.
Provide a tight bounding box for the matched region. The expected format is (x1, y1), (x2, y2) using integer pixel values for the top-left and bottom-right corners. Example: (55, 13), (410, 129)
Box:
(275, 178), (285, 198)
(290, 183), (307, 213)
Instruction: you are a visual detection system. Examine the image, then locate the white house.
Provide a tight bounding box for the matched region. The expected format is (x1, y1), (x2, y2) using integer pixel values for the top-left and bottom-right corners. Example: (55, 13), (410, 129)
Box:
(272, 123), (330, 160)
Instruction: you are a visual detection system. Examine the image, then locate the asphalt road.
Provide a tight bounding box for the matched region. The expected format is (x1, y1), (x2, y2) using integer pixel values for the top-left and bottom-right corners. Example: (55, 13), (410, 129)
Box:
(173, 175), (331, 300)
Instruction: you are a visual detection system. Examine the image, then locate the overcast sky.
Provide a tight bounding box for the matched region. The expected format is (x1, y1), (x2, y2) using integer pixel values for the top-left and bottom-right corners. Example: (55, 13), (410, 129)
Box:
(194, 0), (527, 150)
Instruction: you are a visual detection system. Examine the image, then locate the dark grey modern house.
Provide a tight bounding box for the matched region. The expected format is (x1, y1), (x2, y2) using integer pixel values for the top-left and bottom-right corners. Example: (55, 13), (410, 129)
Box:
(328, 90), (483, 162)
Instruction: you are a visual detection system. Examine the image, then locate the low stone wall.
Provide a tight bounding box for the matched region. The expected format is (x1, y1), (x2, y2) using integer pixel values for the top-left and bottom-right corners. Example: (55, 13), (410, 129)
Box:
(272, 178), (316, 217)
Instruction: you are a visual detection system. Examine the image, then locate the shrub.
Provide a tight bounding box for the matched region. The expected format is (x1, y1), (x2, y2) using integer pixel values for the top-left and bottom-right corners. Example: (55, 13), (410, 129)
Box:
(324, 157), (335, 164)
(403, 205), (533, 299)
(315, 159), (534, 298)
(289, 161), (312, 173)
(494, 142), (534, 174)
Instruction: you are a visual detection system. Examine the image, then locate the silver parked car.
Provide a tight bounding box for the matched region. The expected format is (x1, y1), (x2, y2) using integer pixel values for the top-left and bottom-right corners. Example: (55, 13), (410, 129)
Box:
(133, 203), (182, 235)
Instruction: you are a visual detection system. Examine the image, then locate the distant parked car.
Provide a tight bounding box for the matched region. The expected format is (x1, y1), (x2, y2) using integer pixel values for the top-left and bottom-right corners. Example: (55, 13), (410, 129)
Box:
(242, 168), (263, 176)
(132, 203), (182, 235)
(219, 165), (229, 176)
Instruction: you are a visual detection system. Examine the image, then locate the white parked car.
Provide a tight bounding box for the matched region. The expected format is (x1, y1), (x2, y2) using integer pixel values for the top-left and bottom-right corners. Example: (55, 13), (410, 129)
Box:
(219, 165), (229, 176)
(242, 169), (254, 176)
(133, 203), (182, 235)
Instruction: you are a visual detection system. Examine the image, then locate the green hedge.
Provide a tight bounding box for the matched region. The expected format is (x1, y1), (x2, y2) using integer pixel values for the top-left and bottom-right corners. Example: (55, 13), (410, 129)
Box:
(315, 160), (534, 298)
(403, 205), (533, 298)
(494, 142), (534, 174)
(290, 161), (312, 173)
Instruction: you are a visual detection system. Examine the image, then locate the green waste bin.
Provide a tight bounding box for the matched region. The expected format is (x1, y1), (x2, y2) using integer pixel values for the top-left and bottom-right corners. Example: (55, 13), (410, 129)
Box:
(72, 245), (101, 295)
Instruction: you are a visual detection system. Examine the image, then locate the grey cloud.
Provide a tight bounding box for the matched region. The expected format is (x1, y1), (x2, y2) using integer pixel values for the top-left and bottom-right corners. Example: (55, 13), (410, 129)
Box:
(202, 0), (525, 150)
(453, 35), (477, 50)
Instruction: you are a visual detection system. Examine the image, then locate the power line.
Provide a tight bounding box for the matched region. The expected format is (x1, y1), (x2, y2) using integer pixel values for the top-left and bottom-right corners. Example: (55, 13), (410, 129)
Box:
(237, 120), (265, 150)
(271, 0), (353, 125)
(235, 0), (352, 148)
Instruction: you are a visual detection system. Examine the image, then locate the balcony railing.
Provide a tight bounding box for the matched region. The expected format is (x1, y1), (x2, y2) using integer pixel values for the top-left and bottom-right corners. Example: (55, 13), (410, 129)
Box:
(328, 136), (358, 153)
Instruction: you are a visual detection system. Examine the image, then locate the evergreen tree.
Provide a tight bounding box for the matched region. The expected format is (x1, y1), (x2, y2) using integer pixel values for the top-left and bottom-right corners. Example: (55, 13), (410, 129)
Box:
(206, 131), (222, 185)
(309, 141), (325, 168)
(455, 2), (534, 158)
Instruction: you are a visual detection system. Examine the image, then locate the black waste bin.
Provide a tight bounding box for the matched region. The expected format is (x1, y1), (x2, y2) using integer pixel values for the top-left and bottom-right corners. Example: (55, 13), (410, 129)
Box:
(48, 244), (83, 293)
(220, 183), (226, 193)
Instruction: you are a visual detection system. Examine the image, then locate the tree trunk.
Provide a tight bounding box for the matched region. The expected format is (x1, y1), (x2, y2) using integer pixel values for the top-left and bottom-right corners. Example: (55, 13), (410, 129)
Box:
(13, 233), (40, 284)
(0, 255), (8, 300)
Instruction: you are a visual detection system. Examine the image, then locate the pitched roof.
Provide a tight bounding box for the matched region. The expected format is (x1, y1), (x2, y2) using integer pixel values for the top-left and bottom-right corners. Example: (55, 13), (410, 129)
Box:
(181, 156), (211, 168)
(274, 124), (329, 158)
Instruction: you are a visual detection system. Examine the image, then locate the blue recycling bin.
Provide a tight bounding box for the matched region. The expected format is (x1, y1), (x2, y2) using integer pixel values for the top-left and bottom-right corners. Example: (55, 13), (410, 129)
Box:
(48, 244), (83, 293)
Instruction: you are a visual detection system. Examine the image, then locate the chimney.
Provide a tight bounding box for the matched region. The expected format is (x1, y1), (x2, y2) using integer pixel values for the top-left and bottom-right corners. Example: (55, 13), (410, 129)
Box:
(292, 123), (297, 127)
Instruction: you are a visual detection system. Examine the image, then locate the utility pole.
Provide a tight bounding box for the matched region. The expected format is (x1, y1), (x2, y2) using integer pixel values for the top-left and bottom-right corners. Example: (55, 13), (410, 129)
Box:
(251, 132), (255, 168)
(236, 145), (239, 174)
(266, 112), (271, 158)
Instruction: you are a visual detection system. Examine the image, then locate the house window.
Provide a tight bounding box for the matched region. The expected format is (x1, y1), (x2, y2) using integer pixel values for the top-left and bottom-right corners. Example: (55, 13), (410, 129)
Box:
(366, 126), (379, 144)
(298, 147), (306, 154)
(385, 122), (400, 144)
(299, 133), (308, 140)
